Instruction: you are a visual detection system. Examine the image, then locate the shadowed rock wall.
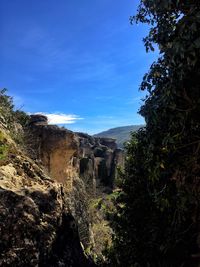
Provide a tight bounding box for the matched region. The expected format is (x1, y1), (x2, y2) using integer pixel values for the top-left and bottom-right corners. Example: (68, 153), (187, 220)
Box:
(27, 115), (124, 247)
(0, 131), (96, 267)
(28, 115), (124, 193)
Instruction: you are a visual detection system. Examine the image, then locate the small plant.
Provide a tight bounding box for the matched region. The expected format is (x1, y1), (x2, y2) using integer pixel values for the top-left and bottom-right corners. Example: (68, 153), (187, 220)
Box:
(14, 110), (30, 127)
(0, 143), (8, 160)
(0, 88), (14, 128)
(0, 132), (9, 163)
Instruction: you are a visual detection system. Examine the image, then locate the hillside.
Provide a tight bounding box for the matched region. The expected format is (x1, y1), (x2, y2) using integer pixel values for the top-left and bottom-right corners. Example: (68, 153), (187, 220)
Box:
(0, 90), (124, 266)
(94, 125), (144, 148)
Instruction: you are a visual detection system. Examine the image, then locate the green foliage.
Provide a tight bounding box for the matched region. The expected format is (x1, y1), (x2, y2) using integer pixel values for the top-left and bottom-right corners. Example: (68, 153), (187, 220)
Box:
(0, 88), (30, 149)
(88, 194), (118, 264)
(0, 132), (9, 161)
(0, 88), (30, 128)
(108, 1), (200, 267)
(0, 88), (14, 111)
(0, 131), (16, 166)
(14, 110), (30, 127)
(0, 88), (14, 128)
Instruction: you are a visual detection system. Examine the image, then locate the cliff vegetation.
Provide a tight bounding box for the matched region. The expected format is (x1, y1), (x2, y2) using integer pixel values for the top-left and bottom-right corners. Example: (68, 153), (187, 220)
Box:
(1, 0), (200, 266)
(0, 88), (123, 266)
(106, 1), (200, 267)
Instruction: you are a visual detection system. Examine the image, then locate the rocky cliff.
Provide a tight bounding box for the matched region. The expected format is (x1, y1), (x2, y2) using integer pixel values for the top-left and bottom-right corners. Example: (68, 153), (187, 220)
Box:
(28, 115), (123, 190)
(0, 111), (124, 266)
(28, 115), (124, 247)
(0, 127), (96, 267)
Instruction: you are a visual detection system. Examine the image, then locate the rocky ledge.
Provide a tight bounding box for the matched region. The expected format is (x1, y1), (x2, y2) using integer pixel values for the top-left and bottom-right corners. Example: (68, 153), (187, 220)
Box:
(27, 114), (124, 247)
(0, 151), (96, 267)
(0, 114), (124, 266)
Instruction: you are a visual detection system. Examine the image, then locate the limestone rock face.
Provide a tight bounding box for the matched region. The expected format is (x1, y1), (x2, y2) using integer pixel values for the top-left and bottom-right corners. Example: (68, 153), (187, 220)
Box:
(28, 120), (124, 194)
(98, 137), (117, 150)
(28, 117), (124, 190)
(29, 124), (78, 186)
(27, 119), (124, 247)
(0, 113), (124, 265)
(0, 153), (95, 267)
(76, 133), (124, 191)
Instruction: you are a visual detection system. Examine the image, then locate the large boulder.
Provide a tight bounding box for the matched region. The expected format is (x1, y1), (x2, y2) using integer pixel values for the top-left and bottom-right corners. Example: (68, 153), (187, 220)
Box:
(29, 114), (48, 126)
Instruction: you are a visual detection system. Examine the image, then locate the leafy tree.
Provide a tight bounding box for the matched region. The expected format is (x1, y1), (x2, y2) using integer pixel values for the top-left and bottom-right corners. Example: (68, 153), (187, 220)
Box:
(0, 88), (30, 127)
(14, 110), (30, 127)
(107, 1), (200, 266)
(0, 88), (14, 127)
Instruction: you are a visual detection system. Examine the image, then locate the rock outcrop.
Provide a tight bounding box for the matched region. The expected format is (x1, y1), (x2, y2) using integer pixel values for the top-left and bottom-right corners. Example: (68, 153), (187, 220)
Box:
(28, 115), (124, 191)
(27, 115), (124, 247)
(0, 129), (96, 267)
(0, 113), (124, 266)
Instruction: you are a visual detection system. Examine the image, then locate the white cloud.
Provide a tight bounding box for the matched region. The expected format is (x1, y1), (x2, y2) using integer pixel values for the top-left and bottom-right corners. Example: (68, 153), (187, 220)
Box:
(35, 112), (83, 124)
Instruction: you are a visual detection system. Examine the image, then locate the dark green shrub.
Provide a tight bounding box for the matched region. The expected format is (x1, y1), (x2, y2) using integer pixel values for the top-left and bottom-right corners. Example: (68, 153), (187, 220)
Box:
(107, 1), (200, 266)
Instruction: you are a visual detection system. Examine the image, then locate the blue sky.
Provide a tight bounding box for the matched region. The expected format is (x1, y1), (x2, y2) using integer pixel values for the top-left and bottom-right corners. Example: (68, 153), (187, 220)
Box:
(0, 0), (158, 134)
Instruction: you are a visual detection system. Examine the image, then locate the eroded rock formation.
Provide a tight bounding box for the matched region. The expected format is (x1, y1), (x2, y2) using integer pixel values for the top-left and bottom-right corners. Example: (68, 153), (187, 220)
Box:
(0, 130), (95, 267)
(0, 113), (124, 266)
(28, 114), (124, 247)
(28, 115), (123, 191)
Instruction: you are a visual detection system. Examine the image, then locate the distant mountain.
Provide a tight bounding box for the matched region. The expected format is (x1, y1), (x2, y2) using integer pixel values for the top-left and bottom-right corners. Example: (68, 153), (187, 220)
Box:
(94, 125), (144, 148)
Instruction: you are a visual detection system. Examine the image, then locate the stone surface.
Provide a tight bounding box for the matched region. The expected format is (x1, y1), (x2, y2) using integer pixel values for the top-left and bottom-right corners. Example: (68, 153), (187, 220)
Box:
(0, 150), (96, 267)
(27, 121), (124, 248)
(29, 114), (48, 126)
(28, 121), (124, 191)
(29, 124), (78, 186)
